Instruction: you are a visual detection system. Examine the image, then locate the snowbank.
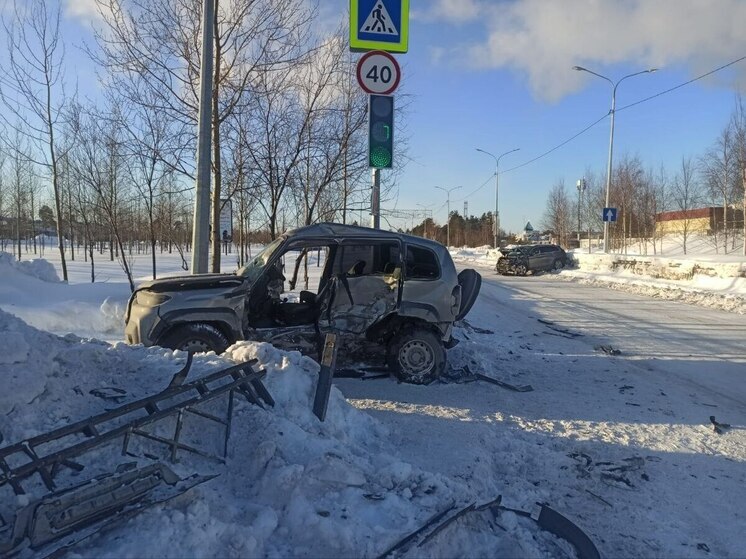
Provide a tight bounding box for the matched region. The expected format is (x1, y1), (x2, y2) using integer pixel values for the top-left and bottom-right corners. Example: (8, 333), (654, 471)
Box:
(0, 251), (60, 283)
(0, 251), (128, 339)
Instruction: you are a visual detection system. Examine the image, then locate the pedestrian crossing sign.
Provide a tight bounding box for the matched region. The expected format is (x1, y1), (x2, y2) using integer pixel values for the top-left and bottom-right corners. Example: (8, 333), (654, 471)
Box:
(350, 0), (409, 53)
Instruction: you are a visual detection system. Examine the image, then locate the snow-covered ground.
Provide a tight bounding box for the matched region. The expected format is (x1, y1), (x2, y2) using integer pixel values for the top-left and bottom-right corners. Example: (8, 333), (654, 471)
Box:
(1, 235), (745, 557)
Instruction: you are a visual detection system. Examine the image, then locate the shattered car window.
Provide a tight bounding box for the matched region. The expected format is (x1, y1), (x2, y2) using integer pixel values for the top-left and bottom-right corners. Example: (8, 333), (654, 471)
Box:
(237, 237), (284, 283)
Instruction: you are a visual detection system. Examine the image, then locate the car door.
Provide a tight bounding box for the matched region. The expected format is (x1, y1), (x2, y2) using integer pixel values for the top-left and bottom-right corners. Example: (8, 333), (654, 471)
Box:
(527, 247), (543, 271)
(318, 241), (402, 335)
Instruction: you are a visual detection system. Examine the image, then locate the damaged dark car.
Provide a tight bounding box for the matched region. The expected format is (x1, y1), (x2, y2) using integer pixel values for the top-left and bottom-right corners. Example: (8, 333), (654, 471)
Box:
(495, 244), (567, 276)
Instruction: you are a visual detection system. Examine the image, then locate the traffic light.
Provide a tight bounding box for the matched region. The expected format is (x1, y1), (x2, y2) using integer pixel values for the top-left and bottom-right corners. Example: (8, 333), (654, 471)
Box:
(368, 94), (393, 168)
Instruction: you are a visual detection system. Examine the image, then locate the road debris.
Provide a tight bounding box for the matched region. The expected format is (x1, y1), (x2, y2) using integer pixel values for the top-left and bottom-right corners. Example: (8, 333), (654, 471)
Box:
(378, 496), (600, 559)
(709, 415), (731, 434)
(595, 345), (622, 355)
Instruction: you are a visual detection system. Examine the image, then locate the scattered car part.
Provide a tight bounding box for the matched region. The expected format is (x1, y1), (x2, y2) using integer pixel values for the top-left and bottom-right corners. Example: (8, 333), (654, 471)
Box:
(313, 334), (338, 421)
(709, 415), (731, 434)
(0, 357), (273, 557)
(0, 357), (273, 496)
(377, 502), (456, 558)
(537, 318), (583, 338)
(595, 345), (622, 355)
(0, 463), (215, 558)
(474, 371), (534, 392)
(379, 496), (600, 559)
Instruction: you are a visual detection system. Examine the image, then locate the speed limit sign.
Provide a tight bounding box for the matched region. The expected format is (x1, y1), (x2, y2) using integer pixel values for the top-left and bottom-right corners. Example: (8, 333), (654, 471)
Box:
(356, 50), (401, 95)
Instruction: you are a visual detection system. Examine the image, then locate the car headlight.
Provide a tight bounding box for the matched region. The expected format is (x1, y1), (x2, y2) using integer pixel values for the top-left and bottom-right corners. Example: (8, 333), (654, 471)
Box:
(136, 291), (172, 306)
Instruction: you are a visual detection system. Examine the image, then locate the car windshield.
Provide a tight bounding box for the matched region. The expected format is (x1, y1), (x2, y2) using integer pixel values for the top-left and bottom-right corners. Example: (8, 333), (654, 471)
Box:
(236, 237), (284, 283)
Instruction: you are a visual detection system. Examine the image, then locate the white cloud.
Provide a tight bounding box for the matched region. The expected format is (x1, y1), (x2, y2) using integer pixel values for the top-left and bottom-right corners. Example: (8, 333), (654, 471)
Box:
(413, 0), (481, 23)
(64, 0), (102, 24)
(435, 0), (746, 101)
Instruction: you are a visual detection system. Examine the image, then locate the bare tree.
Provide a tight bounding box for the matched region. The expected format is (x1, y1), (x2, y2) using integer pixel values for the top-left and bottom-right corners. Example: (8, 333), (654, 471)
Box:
(671, 157), (702, 255)
(731, 95), (746, 256)
(700, 124), (738, 253)
(69, 104), (136, 291)
(0, 0), (71, 280)
(92, 0), (311, 272)
(542, 179), (573, 246)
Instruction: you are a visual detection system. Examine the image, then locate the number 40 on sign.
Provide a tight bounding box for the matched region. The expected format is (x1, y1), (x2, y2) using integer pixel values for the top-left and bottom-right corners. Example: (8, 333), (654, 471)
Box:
(356, 50), (401, 95)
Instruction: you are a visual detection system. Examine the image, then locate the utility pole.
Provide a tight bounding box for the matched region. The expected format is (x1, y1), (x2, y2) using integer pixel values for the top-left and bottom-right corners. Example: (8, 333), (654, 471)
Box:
(190, 0), (215, 274)
(576, 178), (586, 243)
(435, 186), (462, 247)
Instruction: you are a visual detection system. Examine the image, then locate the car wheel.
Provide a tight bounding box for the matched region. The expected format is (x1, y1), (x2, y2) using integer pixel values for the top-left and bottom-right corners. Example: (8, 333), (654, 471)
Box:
(159, 323), (230, 354)
(387, 327), (446, 385)
(514, 263), (528, 276)
(552, 259), (565, 271)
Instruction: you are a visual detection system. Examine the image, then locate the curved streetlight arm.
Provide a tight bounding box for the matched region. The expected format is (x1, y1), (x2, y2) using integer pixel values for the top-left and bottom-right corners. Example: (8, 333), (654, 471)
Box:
(573, 65), (657, 253)
(476, 147), (520, 248)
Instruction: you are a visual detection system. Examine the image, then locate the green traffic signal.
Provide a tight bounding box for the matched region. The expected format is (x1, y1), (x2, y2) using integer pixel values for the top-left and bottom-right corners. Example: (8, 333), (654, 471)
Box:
(368, 94), (393, 168)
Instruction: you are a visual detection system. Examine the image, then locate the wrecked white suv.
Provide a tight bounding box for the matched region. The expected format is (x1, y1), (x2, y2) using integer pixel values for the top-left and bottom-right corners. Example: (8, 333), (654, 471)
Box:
(125, 223), (481, 384)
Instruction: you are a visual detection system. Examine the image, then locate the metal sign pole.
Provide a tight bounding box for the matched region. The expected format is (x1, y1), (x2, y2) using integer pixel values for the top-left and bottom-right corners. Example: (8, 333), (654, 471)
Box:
(371, 168), (381, 229)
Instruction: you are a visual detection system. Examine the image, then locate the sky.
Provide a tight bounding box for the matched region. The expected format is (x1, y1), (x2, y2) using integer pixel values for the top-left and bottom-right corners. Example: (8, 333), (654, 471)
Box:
(13, 0), (746, 234)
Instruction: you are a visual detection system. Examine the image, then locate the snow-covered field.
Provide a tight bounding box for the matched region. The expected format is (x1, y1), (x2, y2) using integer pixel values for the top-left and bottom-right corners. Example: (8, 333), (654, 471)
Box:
(1, 235), (745, 557)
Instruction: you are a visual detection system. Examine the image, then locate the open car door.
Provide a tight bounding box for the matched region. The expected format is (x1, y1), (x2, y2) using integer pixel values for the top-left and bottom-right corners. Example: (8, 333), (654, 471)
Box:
(455, 269), (481, 321)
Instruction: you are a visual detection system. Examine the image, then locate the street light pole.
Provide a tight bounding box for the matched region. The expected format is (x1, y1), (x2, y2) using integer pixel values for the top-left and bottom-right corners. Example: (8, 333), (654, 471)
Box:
(417, 203), (434, 239)
(576, 178), (586, 242)
(435, 186), (462, 247)
(572, 65), (657, 253)
(476, 147), (520, 249)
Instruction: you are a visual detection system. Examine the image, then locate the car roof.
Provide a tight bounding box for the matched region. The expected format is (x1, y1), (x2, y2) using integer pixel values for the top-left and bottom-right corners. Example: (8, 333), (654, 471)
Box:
(284, 222), (447, 252)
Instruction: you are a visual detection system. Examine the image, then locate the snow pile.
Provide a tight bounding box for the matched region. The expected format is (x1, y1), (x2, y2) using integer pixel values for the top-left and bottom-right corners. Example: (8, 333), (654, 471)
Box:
(0, 251), (128, 339)
(0, 251), (60, 283)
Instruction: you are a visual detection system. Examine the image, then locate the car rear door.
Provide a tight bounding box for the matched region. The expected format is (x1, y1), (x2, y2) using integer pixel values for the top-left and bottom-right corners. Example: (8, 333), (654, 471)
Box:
(318, 241), (402, 334)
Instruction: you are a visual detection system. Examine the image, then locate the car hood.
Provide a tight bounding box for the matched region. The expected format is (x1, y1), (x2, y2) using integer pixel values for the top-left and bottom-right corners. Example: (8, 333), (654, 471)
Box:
(137, 273), (245, 293)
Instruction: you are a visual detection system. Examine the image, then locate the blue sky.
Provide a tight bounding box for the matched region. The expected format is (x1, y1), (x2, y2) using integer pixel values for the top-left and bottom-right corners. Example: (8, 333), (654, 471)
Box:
(28, 0), (746, 233)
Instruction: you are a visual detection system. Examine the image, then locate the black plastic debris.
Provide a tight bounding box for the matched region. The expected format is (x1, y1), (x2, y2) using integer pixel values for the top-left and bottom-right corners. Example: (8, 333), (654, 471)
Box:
(595, 345), (622, 355)
(709, 416), (731, 434)
(378, 496), (600, 559)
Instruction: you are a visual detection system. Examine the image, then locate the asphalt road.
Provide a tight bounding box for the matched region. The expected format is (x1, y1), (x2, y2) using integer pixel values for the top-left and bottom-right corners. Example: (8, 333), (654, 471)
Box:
(478, 270), (746, 411)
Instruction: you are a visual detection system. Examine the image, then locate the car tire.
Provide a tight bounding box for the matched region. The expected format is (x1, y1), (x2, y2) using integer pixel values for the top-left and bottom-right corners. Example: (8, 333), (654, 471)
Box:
(514, 263), (528, 276)
(159, 323), (230, 354)
(387, 327), (446, 385)
(552, 259), (565, 271)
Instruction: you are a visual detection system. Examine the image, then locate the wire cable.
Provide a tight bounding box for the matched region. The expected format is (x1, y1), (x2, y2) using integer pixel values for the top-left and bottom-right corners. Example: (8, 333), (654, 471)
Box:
(500, 113), (610, 175)
(617, 55), (746, 113)
(491, 54), (746, 176)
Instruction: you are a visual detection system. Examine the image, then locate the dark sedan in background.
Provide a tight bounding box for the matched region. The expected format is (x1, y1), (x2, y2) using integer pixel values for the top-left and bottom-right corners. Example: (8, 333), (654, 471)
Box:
(496, 244), (568, 275)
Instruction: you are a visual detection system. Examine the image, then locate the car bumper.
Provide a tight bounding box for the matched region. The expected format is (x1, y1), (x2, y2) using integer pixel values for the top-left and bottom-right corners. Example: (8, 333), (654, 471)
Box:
(125, 304), (161, 346)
